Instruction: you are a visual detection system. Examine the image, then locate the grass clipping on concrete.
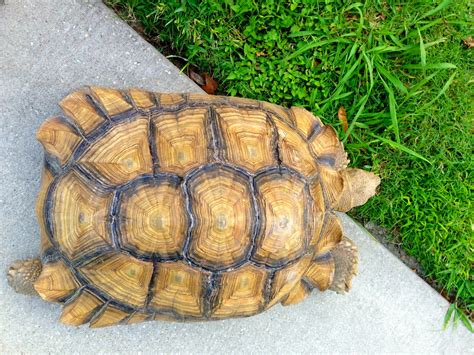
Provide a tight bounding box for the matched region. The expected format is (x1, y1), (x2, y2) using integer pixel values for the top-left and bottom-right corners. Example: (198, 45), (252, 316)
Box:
(106, 0), (473, 327)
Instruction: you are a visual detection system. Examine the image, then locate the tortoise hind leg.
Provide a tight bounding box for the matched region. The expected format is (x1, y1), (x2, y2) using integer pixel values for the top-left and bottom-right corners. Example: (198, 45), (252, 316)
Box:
(328, 237), (358, 294)
(301, 237), (358, 294)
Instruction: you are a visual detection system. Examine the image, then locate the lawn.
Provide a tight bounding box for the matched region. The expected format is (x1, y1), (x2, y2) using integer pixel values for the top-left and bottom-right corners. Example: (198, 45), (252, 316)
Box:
(105, 0), (473, 327)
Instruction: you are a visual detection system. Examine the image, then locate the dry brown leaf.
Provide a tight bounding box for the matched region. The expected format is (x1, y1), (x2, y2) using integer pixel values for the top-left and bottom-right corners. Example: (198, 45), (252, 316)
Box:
(338, 106), (348, 132)
(202, 73), (218, 95)
(256, 52), (268, 57)
(463, 36), (474, 48)
(187, 67), (205, 86)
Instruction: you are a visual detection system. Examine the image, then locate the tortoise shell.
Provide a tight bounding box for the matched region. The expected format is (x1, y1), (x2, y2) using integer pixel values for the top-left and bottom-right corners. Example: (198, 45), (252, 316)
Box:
(34, 87), (378, 328)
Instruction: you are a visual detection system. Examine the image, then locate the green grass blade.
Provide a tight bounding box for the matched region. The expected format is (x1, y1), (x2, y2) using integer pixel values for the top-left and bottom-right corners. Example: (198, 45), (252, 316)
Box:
(419, 0), (452, 20)
(443, 304), (455, 330)
(422, 71), (457, 108)
(370, 134), (432, 164)
(283, 39), (351, 61)
(404, 63), (457, 70)
(459, 311), (474, 333)
(379, 75), (400, 142)
(375, 61), (408, 94)
(418, 28), (426, 67)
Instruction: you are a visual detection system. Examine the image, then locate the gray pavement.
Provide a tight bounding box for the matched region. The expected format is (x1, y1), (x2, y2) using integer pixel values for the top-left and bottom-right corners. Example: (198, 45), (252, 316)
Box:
(0, 0), (472, 353)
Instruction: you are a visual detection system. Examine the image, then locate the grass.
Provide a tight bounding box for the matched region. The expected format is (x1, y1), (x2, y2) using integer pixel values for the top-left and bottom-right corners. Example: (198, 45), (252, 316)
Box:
(105, 0), (473, 328)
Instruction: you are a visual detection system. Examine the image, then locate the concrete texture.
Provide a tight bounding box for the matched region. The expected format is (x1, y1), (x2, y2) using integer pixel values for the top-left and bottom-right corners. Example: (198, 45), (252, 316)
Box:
(0, 0), (471, 353)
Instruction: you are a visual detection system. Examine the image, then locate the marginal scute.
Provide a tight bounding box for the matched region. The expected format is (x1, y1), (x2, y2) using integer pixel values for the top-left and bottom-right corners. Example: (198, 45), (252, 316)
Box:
(215, 106), (276, 173)
(262, 101), (294, 127)
(267, 255), (312, 308)
(60, 289), (103, 326)
(36, 168), (54, 253)
(313, 212), (343, 254)
(212, 264), (267, 318)
(273, 116), (319, 177)
(36, 117), (82, 165)
(153, 107), (210, 176)
(128, 88), (155, 110)
(34, 260), (80, 302)
(157, 93), (186, 109)
(126, 312), (150, 325)
(290, 107), (323, 140)
(303, 253), (335, 291)
(188, 166), (254, 270)
(187, 93), (227, 105)
(150, 261), (208, 318)
(60, 90), (106, 134)
(79, 119), (153, 186)
(281, 280), (309, 306)
(119, 179), (187, 257)
(309, 126), (349, 170)
(89, 303), (130, 328)
(309, 180), (326, 248)
(90, 86), (133, 117)
(79, 253), (153, 308)
(253, 171), (307, 267)
(319, 166), (344, 208)
(52, 170), (113, 259)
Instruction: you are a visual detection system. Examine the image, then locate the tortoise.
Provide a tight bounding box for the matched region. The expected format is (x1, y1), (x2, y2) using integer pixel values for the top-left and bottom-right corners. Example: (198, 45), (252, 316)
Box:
(7, 87), (380, 328)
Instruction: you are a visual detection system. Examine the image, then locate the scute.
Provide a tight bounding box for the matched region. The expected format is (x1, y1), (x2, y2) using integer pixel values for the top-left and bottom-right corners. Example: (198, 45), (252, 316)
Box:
(150, 261), (208, 318)
(52, 170), (113, 259)
(212, 264), (267, 318)
(152, 107), (211, 176)
(119, 177), (187, 257)
(79, 252), (153, 308)
(215, 106), (277, 172)
(252, 170), (308, 267)
(187, 165), (254, 270)
(79, 118), (153, 186)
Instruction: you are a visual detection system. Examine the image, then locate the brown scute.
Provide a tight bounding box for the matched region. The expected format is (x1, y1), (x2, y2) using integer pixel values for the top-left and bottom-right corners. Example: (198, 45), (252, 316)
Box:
(152, 107), (210, 176)
(89, 86), (133, 117)
(52, 170), (113, 260)
(89, 303), (130, 328)
(60, 289), (103, 326)
(79, 253), (153, 308)
(36, 168), (54, 253)
(312, 212), (343, 255)
(157, 93), (186, 109)
(253, 171), (308, 267)
(268, 255), (312, 308)
(188, 166), (254, 270)
(290, 106), (323, 140)
(119, 180), (187, 257)
(212, 264), (267, 318)
(79, 118), (153, 186)
(36, 116), (82, 165)
(128, 88), (155, 110)
(309, 126), (349, 170)
(215, 106), (277, 173)
(303, 252), (335, 291)
(34, 260), (80, 302)
(281, 281), (309, 306)
(273, 117), (319, 177)
(59, 90), (106, 134)
(150, 261), (208, 318)
(308, 180), (326, 249)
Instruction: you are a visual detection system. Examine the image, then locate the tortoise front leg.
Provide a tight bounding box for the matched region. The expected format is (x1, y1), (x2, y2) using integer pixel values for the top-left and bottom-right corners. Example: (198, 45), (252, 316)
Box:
(7, 257), (42, 296)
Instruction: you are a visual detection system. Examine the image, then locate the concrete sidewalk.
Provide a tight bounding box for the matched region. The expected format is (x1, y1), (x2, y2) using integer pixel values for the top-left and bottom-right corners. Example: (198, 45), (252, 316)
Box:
(0, 0), (471, 353)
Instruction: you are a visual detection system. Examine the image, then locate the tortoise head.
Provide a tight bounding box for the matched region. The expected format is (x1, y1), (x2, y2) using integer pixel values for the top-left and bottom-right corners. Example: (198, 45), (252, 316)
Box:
(6, 258), (42, 296)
